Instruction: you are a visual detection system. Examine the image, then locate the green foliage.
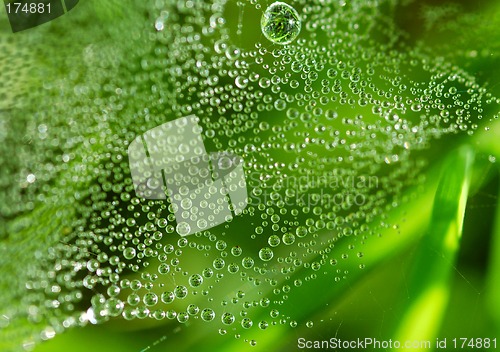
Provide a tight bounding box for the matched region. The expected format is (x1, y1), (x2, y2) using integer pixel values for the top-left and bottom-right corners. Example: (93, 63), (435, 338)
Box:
(391, 146), (474, 348)
(486, 179), (500, 332)
(1, 1), (499, 351)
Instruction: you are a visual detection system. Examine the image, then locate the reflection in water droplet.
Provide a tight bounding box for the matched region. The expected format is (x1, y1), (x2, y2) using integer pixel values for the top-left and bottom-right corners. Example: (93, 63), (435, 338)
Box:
(261, 2), (301, 45)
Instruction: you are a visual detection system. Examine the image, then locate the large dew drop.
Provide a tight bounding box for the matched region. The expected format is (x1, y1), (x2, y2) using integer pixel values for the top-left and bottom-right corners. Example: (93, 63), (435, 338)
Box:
(261, 2), (301, 45)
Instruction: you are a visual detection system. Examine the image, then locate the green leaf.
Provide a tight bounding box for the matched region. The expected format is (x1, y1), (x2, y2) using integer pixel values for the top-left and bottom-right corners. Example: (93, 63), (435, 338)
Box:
(390, 146), (474, 348)
(486, 177), (500, 331)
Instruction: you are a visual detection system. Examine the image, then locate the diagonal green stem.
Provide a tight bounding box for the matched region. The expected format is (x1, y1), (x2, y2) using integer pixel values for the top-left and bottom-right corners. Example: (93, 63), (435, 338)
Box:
(390, 146), (474, 351)
(486, 176), (500, 331)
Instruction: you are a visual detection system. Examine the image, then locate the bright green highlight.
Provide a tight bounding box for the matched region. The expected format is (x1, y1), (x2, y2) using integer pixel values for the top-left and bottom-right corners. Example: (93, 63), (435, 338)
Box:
(391, 146), (475, 349)
(486, 178), (500, 331)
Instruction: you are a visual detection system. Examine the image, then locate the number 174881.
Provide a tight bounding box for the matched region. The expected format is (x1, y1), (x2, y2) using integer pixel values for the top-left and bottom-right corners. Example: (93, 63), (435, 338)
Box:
(5, 2), (51, 14)
(452, 338), (497, 349)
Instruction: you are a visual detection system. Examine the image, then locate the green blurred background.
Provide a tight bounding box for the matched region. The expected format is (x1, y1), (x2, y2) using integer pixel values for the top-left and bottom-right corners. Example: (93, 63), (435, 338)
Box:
(1, 0), (500, 351)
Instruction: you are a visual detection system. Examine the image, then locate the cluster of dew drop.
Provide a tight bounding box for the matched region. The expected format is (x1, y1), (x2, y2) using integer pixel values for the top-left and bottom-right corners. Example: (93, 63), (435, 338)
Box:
(0, 0), (498, 349)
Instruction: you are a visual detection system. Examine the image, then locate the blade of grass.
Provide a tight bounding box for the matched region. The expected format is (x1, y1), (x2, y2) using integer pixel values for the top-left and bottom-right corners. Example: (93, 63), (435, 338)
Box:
(473, 113), (500, 330)
(390, 146), (474, 351)
(486, 176), (500, 331)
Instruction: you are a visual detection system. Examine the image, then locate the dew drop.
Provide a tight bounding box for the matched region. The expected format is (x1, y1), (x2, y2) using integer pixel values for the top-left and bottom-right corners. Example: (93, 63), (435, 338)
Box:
(259, 247), (274, 261)
(201, 308), (215, 322)
(261, 2), (301, 45)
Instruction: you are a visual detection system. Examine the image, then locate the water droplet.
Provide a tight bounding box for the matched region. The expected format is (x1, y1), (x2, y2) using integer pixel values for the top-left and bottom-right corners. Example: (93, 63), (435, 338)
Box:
(259, 247), (274, 261)
(241, 317), (253, 328)
(201, 308), (215, 322)
(261, 2), (301, 45)
(221, 312), (235, 325)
